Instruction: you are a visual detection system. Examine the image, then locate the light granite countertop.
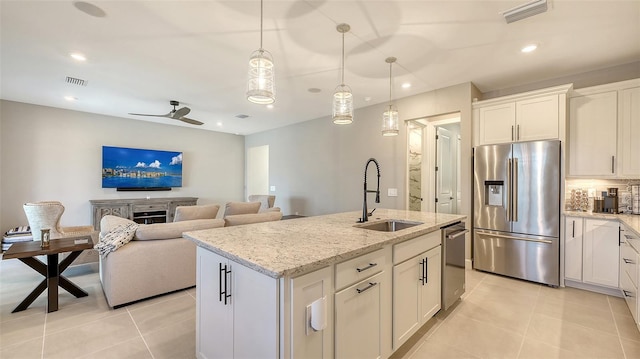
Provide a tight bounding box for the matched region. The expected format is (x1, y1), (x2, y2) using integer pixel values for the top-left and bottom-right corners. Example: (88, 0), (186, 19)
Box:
(564, 210), (640, 240)
(184, 209), (466, 279)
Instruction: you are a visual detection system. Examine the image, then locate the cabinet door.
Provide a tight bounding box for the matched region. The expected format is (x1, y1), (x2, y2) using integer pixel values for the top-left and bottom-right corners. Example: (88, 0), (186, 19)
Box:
(516, 95), (559, 142)
(583, 219), (620, 287)
(420, 246), (441, 322)
(569, 91), (618, 176)
(392, 254), (421, 349)
(618, 87), (640, 177)
(335, 271), (384, 359)
(196, 248), (233, 359)
(564, 217), (584, 281)
(478, 102), (516, 145)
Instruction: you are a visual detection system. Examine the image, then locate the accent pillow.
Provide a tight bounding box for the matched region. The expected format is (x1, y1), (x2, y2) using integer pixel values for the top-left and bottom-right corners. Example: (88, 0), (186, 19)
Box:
(223, 201), (261, 217)
(94, 222), (138, 257)
(224, 211), (282, 227)
(174, 204), (220, 222)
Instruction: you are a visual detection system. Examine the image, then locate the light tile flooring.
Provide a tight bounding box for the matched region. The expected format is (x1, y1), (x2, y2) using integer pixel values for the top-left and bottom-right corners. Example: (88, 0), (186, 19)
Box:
(1, 257), (640, 359)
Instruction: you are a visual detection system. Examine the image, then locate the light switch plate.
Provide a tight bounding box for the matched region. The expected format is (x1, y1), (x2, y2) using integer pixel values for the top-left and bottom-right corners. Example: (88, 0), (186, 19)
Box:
(388, 188), (398, 197)
(270, 185), (276, 192)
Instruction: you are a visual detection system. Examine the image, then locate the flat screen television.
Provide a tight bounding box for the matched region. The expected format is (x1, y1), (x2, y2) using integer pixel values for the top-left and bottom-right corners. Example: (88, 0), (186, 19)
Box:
(102, 146), (183, 190)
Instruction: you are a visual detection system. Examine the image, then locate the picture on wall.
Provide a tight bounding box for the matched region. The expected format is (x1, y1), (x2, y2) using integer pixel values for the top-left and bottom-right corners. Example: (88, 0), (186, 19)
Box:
(102, 146), (183, 189)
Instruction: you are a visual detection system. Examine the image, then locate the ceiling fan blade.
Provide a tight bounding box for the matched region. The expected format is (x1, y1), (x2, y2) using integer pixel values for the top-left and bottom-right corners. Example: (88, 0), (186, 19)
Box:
(128, 112), (171, 118)
(172, 107), (191, 118)
(179, 117), (204, 126)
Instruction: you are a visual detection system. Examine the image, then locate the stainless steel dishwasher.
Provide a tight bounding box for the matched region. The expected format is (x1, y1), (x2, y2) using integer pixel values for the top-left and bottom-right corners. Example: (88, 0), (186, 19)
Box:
(441, 221), (468, 311)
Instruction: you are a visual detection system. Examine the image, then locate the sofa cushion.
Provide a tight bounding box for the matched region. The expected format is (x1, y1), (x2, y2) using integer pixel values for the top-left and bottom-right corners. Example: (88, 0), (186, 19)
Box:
(223, 201), (261, 217)
(224, 211), (283, 227)
(95, 222), (139, 257)
(134, 219), (225, 240)
(100, 215), (137, 237)
(174, 204), (220, 222)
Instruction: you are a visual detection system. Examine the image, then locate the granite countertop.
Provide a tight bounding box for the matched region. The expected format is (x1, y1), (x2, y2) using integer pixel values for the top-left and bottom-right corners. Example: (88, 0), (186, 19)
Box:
(564, 210), (640, 239)
(184, 209), (466, 279)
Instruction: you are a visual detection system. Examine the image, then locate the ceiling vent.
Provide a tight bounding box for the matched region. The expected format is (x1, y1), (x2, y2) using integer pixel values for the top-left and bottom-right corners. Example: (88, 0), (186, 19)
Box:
(235, 114), (250, 119)
(65, 76), (87, 86)
(502, 0), (548, 24)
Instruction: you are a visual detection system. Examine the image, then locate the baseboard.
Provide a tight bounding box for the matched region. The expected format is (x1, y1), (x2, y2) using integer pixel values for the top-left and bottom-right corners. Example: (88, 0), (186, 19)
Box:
(564, 279), (622, 297)
(465, 259), (473, 270)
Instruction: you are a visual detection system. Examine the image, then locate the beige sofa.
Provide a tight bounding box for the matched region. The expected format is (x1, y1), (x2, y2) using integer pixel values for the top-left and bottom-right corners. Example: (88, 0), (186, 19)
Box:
(98, 204), (281, 308)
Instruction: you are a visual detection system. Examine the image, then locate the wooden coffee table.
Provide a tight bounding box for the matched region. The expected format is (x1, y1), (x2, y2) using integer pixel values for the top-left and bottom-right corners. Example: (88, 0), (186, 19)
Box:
(2, 235), (95, 313)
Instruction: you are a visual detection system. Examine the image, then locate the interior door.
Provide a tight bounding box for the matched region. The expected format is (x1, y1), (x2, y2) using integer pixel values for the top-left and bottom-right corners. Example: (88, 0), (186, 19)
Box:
(436, 127), (455, 213)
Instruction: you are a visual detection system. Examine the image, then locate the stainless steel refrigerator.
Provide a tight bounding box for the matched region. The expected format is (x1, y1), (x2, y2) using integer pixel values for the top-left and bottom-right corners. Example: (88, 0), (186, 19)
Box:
(473, 140), (560, 286)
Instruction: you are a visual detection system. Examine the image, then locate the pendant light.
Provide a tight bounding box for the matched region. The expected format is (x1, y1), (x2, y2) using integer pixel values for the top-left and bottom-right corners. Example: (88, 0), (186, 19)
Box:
(382, 57), (399, 136)
(246, 0), (275, 104)
(332, 23), (353, 125)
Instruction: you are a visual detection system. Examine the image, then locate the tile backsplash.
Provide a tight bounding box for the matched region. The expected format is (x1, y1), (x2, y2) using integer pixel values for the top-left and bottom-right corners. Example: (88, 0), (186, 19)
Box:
(565, 179), (640, 213)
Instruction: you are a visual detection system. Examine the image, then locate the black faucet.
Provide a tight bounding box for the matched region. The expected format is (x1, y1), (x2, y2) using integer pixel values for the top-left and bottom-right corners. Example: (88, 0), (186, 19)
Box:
(358, 158), (381, 223)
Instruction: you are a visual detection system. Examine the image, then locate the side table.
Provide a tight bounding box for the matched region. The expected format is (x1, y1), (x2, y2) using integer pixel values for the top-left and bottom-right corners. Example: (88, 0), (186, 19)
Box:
(2, 234), (95, 313)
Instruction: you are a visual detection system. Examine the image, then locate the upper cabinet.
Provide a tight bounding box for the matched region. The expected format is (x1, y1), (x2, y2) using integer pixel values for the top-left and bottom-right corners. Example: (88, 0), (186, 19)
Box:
(568, 79), (640, 178)
(473, 84), (572, 146)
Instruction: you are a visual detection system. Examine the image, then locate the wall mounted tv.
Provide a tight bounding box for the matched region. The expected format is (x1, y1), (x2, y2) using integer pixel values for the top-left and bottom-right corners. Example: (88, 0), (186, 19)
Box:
(102, 146), (183, 191)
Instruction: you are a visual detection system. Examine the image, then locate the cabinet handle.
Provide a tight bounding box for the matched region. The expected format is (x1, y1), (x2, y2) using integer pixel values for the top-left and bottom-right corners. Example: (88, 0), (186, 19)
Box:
(623, 290), (635, 298)
(624, 258), (634, 264)
(356, 262), (378, 273)
(511, 125), (514, 141)
(611, 156), (615, 174)
(517, 124), (520, 141)
(572, 220), (575, 238)
(419, 258), (429, 285)
(219, 263), (231, 305)
(356, 282), (378, 294)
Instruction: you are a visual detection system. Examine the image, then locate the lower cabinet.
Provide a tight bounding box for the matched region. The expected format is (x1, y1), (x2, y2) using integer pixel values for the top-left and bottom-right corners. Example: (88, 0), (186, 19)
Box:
(564, 216), (584, 281)
(620, 224), (640, 331)
(196, 247), (278, 359)
(583, 219), (620, 288)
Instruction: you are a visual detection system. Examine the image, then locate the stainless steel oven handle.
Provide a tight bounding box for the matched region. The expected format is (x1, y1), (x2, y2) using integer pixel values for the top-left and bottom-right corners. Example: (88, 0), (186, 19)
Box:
(447, 229), (469, 240)
(479, 232), (553, 244)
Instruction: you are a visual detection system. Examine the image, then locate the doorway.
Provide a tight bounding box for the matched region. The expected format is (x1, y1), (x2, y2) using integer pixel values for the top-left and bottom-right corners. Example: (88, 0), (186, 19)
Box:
(406, 112), (461, 214)
(246, 145), (269, 199)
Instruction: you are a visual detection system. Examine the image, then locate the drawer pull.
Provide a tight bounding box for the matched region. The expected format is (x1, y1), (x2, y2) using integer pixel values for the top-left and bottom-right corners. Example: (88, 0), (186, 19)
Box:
(624, 258), (635, 264)
(356, 263), (378, 273)
(356, 282), (378, 294)
(623, 290), (635, 298)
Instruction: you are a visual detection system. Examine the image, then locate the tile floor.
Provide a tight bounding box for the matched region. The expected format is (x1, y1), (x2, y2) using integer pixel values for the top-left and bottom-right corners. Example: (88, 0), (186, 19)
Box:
(1, 257), (639, 359)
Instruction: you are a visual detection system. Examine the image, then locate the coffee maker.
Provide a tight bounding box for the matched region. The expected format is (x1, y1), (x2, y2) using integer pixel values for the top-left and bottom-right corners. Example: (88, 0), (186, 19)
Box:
(603, 188), (619, 214)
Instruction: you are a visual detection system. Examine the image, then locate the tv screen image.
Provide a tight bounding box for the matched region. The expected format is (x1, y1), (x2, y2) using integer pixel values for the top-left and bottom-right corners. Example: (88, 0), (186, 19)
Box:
(102, 146), (183, 189)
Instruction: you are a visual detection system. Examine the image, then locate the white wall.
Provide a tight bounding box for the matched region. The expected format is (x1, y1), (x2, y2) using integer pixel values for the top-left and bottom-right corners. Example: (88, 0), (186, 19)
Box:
(0, 100), (245, 232)
(245, 82), (478, 220)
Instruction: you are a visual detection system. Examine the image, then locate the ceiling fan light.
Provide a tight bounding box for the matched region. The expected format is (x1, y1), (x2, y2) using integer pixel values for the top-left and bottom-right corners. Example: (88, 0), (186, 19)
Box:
(332, 84), (353, 124)
(382, 105), (399, 136)
(247, 49), (275, 104)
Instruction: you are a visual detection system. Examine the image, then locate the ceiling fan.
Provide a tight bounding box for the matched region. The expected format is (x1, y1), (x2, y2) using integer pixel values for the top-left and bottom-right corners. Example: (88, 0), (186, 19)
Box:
(129, 100), (204, 125)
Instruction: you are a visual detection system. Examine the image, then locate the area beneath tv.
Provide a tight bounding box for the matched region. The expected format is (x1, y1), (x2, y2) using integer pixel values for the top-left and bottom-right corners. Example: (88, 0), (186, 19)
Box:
(116, 187), (172, 192)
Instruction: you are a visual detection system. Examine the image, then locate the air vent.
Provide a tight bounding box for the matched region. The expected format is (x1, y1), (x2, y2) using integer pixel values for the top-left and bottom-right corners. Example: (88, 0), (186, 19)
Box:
(65, 76), (88, 86)
(235, 114), (249, 119)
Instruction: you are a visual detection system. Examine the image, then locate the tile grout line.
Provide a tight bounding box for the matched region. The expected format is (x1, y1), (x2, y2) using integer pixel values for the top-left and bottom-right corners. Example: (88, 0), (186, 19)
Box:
(41, 311), (47, 359)
(608, 296), (629, 359)
(126, 306), (155, 359)
(514, 283), (542, 358)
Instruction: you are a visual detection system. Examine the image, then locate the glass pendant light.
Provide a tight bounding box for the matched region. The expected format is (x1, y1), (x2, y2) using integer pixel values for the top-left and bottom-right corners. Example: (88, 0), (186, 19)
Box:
(246, 0), (275, 104)
(332, 23), (353, 125)
(382, 57), (399, 136)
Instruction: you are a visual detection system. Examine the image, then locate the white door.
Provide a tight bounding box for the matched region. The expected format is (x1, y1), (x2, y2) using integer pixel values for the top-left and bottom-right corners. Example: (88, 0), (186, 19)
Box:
(247, 145), (269, 198)
(583, 219), (620, 287)
(619, 87), (640, 177)
(515, 94), (559, 142)
(478, 102), (515, 145)
(392, 255), (421, 349)
(436, 127), (455, 214)
(420, 246), (441, 322)
(564, 217), (584, 282)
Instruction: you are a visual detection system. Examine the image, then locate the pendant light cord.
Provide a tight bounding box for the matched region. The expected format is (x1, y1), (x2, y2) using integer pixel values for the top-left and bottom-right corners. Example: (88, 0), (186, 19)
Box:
(341, 31), (345, 85)
(389, 62), (392, 105)
(259, 0), (264, 50)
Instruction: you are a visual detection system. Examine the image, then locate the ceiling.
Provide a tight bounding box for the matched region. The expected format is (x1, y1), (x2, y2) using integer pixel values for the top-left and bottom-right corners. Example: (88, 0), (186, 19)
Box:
(1, 1), (639, 135)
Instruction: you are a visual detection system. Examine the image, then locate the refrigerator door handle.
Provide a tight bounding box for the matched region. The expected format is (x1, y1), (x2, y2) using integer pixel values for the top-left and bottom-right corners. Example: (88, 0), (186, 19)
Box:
(513, 158), (519, 222)
(507, 158), (512, 221)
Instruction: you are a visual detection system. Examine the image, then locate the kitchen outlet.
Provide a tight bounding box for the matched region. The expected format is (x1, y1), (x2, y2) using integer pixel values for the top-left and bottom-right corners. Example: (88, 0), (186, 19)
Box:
(270, 185), (276, 192)
(388, 188), (398, 197)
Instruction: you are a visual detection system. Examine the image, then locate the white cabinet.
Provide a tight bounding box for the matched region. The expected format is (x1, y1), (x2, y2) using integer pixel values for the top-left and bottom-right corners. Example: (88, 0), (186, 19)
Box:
(564, 216), (584, 282)
(583, 219), (620, 288)
(568, 79), (640, 178)
(618, 87), (640, 177)
(196, 247), (278, 359)
(473, 85), (570, 146)
(392, 231), (441, 350)
(620, 224), (640, 330)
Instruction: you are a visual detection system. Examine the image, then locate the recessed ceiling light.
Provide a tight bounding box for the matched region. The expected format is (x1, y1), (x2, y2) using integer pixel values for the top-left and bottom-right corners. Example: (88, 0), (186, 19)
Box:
(266, 104), (274, 109)
(216, 121), (223, 127)
(70, 53), (87, 61)
(402, 83), (411, 89)
(521, 44), (538, 53)
(364, 96), (372, 102)
(64, 96), (77, 101)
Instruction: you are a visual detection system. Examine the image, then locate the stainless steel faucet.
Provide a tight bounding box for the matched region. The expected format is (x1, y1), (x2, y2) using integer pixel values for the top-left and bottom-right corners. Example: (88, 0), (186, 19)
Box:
(358, 158), (381, 223)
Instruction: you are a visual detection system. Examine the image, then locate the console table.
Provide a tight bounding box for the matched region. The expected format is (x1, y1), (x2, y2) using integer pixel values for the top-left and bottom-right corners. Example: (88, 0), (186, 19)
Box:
(90, 197), (198, 230)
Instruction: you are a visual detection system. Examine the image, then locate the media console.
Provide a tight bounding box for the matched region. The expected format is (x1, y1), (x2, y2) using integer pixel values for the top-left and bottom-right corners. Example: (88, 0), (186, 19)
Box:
(90, 197), (198, 231)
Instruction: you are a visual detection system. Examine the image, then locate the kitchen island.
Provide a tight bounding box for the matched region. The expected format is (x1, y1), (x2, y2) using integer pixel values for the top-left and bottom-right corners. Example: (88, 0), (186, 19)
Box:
(184, 209), (465, 359)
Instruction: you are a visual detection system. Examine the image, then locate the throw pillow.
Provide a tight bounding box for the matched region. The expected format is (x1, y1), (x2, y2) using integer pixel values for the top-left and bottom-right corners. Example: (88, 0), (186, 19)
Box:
(223, 201), (261, 217)
(174, 204), (220, 222)
(94, 222), (138, 257)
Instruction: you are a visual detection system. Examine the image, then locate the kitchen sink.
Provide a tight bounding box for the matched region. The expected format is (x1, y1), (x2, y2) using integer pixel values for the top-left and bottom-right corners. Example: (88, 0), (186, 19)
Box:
(355, 219), (423, 232)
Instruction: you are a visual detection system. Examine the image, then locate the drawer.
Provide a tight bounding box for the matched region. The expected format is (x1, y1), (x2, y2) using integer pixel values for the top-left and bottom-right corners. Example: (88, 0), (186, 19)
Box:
(393, 231), (440, 264)
(335, 248), (387, 291)
(133, 204), (168, 212)
(621, 241), (639, 287)
(621, 270), (638, 323)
